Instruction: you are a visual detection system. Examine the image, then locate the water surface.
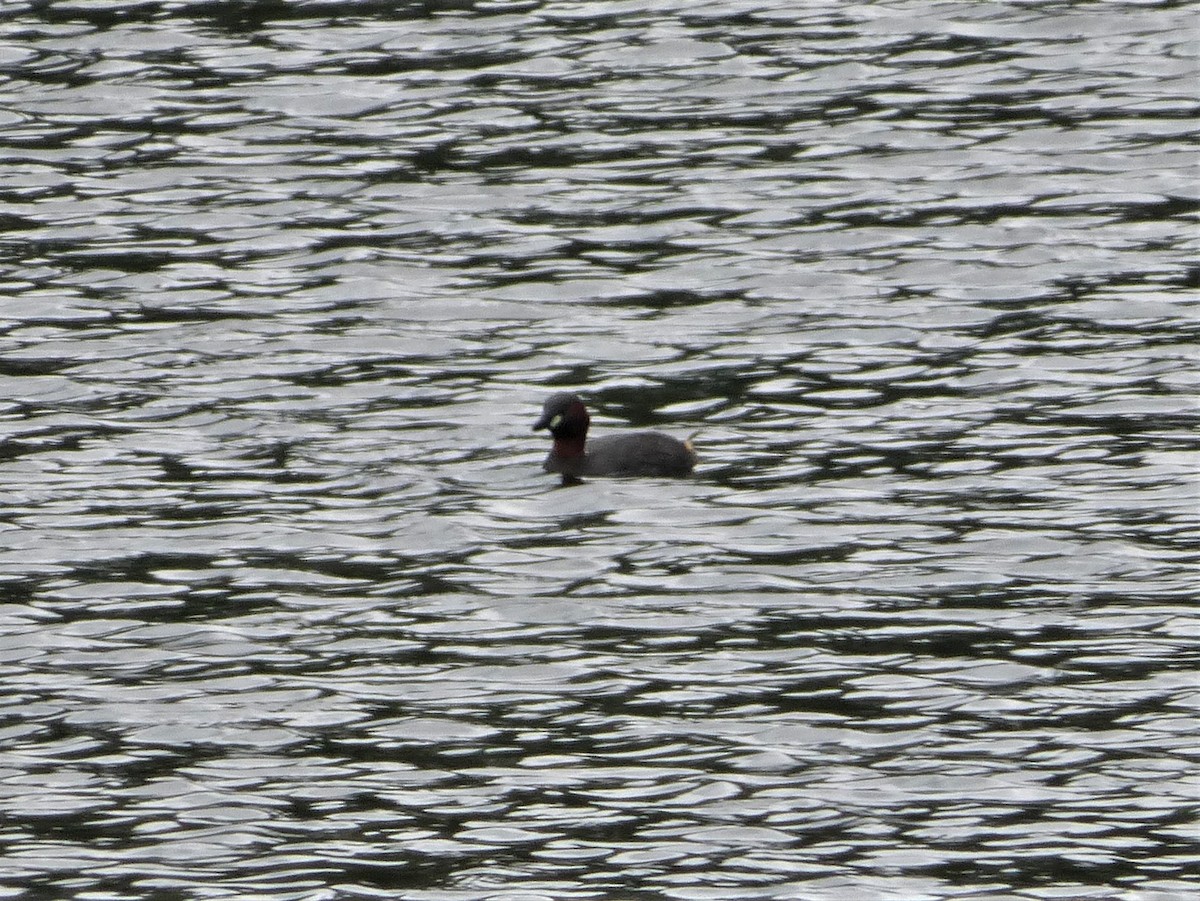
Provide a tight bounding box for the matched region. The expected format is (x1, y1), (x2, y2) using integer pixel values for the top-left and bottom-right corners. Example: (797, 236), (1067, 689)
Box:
(0, 1), (1197, 899)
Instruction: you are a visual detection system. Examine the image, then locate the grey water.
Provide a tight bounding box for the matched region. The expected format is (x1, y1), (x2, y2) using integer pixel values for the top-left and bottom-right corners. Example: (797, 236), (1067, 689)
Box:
(1, 1), (1197, 899)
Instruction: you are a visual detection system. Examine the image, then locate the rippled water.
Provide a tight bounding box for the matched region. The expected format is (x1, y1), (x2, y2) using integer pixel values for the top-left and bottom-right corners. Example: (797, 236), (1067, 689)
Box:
(1, 1), (1197, 899)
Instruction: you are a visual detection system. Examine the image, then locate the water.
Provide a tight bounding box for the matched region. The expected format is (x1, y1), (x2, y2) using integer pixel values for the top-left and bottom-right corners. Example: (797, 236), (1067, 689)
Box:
(1, 1), (1197, 899)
